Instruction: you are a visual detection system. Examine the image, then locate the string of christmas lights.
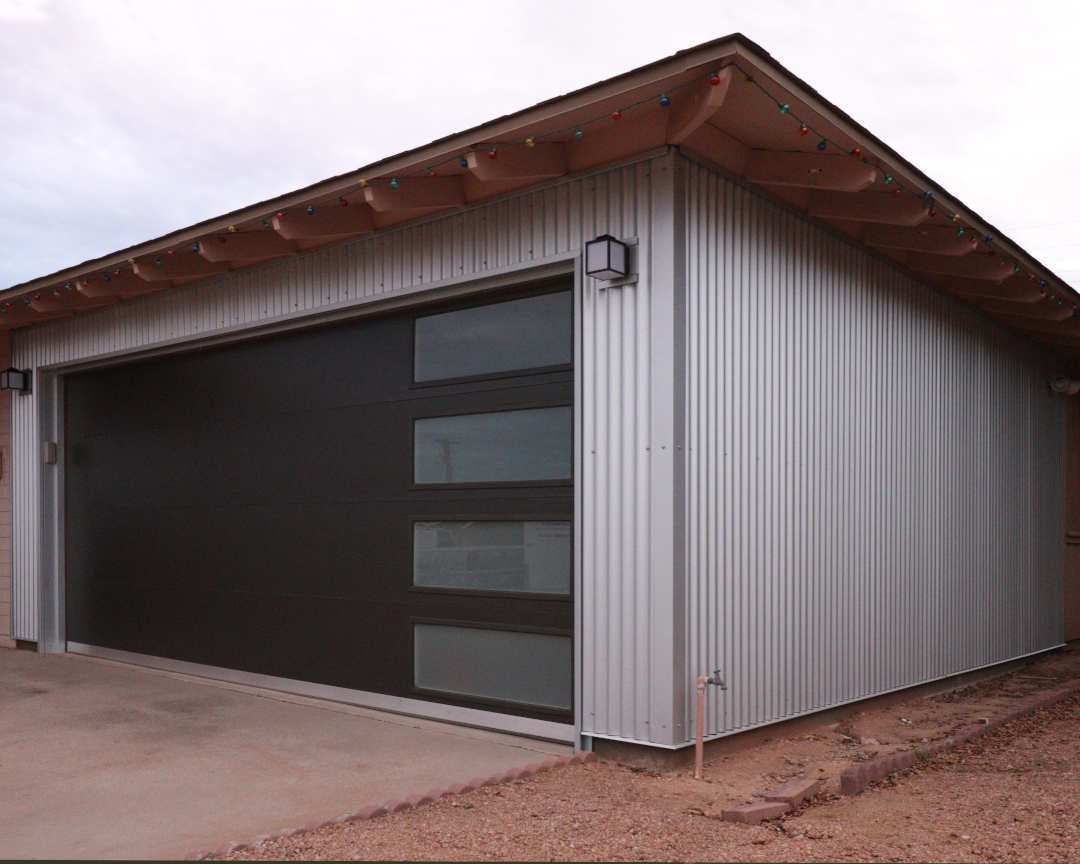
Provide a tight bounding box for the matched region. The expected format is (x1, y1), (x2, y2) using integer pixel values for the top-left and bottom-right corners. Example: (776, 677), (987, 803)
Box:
(6, 60), (1070, 313)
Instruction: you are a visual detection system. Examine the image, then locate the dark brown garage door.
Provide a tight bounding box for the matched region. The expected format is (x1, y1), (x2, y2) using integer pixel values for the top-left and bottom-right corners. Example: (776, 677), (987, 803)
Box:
(64, 280), (573, 722)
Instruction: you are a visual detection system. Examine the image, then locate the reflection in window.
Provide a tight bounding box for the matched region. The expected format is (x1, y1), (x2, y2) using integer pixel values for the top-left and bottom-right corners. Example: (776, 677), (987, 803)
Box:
(414, 291), (571, 382)
(414, 521), (570, 594)
(414, 623), (571, 710)
(414, 407), (570, 484)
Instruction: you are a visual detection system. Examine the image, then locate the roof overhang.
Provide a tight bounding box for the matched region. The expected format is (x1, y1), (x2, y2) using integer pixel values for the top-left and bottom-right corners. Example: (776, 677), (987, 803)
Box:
(6, 33), (1078, 360)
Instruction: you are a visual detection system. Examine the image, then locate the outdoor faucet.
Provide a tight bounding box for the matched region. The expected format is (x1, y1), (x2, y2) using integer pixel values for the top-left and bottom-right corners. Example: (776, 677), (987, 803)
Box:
(694, 668), (728, 779)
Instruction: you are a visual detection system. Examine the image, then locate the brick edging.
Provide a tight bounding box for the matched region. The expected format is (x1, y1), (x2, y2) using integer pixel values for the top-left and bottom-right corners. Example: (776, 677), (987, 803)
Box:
(185, 751), (597, 860)
(839, 677), (1080, 796)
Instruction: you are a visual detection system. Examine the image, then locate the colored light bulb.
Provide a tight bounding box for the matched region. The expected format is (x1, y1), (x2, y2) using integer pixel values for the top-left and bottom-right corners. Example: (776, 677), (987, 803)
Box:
(460, 156), (468, 167)
(850, 147), (861, 158)
(358, 178), (367, 187)
(306, 205), (315, 215)
(799, 124), (808, 136)
(884, 174), (894, 185)
(391, 178), (400, 189)
(816, 139), (827, 151)
(709, 72), (721, 86)
(611, 110), (622, 121)
(659, 93), (671, 107)
(488, 147), (498, 159)
(574, 127), (584, 140)
(779, 103), (790, 114)
(525, 137), (536, 147)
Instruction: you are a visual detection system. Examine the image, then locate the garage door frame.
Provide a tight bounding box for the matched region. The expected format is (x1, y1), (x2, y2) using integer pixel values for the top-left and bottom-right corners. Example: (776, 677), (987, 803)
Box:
(32, 255), (583, 745)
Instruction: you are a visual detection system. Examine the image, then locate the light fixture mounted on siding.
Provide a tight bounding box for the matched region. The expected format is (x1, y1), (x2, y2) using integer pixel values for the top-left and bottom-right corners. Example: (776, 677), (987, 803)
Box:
(0, 367), (31, 394)
(585, 234), (630, 282)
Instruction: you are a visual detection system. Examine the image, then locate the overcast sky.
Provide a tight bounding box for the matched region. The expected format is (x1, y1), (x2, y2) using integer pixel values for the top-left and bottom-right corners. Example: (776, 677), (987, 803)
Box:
(2, 0), (1078, 289)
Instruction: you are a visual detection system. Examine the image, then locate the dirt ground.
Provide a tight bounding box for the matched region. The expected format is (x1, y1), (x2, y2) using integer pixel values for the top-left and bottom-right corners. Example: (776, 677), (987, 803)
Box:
(224, 646), (1080, 862)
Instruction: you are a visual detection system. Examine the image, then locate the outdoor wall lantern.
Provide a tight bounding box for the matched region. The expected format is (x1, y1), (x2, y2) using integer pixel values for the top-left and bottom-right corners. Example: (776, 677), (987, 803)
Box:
(585, 234), (629, 281)
(0, 367), (31, 394)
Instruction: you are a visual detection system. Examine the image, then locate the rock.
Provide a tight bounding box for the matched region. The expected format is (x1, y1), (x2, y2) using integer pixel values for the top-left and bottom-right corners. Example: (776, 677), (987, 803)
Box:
(859, 737), (880, 746)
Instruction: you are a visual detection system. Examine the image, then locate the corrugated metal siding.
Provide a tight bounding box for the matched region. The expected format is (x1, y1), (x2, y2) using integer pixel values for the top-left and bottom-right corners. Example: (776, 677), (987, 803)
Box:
(682, 157), (1066, 742)
(10, 375), (36, 642)
(579, 154), (680, 744)
(10, 156), (678, 745)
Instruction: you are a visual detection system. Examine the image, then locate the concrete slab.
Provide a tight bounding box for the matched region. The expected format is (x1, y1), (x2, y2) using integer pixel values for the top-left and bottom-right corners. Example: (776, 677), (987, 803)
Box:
(0, 650), (569, 860)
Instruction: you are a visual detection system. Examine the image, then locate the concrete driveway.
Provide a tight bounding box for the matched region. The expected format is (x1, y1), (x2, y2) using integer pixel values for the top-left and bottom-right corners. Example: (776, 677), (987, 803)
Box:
(0, 650), (569, 859)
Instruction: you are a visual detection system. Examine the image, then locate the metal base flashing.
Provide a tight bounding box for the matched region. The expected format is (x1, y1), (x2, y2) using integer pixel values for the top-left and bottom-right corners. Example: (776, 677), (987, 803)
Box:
(584, 644), (1065, 750)
(66, 642), (576, 744)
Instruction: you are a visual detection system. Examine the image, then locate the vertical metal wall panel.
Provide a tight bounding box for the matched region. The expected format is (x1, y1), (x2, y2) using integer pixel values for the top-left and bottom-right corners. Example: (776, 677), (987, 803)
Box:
(579, 155), (681, 744)
(11, 381), (37, 641)
(682, 157), (1066, 742)
(9, 157), (678, 746)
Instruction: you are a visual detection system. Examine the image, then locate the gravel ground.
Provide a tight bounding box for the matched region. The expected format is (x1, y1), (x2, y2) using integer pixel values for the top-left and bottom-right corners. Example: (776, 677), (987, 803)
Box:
(225, 691), (1080, 862)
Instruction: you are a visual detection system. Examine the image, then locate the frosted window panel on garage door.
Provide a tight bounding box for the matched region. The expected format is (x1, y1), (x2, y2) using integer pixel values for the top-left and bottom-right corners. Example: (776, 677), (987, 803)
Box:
(414, 291), (571, 382)
(413, 624), (571, 710)
(413, 521), (571, 594)
(414, 407), (570, 484)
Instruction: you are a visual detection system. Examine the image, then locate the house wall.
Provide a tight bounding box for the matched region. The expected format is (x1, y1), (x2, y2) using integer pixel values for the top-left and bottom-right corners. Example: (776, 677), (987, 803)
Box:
(8, 153), (687, 747)
(0, 332), (13, 648)
(1064, 399), (1080, 641)
(681, 155), (1066, 744)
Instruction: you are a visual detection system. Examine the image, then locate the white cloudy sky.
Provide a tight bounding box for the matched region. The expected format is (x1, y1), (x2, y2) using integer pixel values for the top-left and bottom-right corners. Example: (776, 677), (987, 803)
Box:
(2, 0), (1078, 289)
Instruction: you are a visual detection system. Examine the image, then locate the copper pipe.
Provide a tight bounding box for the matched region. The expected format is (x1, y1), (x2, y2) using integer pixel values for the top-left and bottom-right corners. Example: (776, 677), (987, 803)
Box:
(694, 674), (707, 780)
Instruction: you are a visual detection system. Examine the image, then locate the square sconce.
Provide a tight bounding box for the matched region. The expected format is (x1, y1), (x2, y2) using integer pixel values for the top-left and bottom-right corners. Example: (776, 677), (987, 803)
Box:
(585, 234), (629, 281)
(0, 367), (31, 394)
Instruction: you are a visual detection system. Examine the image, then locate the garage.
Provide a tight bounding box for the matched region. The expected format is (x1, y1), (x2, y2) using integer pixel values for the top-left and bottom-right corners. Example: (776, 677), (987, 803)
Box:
(63, 279), (573, 726)
(6, 35), (1076, 759)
